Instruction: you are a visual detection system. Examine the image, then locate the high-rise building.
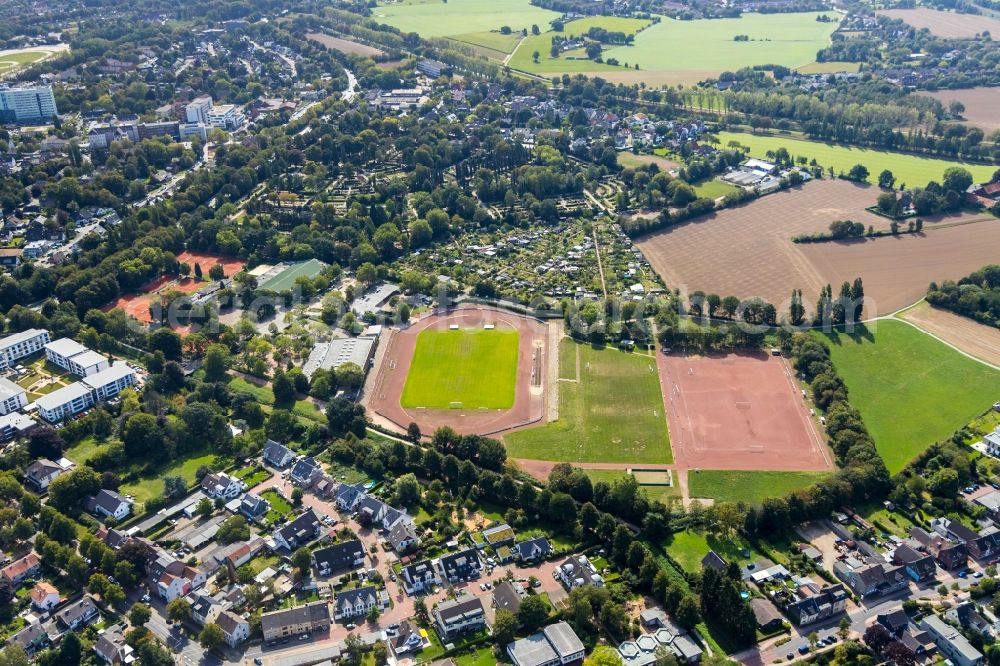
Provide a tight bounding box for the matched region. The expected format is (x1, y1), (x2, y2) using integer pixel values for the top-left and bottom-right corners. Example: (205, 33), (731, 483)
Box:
(0, 86), (58, 123)
(185, 95), (213, 124)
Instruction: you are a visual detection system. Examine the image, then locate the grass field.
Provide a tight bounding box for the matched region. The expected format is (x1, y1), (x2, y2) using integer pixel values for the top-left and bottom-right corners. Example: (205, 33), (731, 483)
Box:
(815, 320), (1000, 474)
(400, 328), (519, 409)
(665, 529), (762, 573)
(258, 258), (326, 292)
(692, 178), (740, 199)
(0, 51), (49, 73)
(372, 0), (559, 37)
(451, 31), (521, 54)
(717, 130), (996, 186)
(688, 470), (829, 504)
(508, 16), (652, 73)
(505, 340), (672, 464)
(120, 451), (219, 504)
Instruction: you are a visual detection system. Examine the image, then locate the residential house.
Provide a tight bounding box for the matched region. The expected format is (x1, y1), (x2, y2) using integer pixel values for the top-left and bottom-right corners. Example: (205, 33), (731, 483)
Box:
(892, 543), (937, 583)
(220, 537), (264, 569)
(150, 555), (208, 601)
(313, 539), (365, 576)
(335, 482), (367, 511)
(974, 490), (1000, 522)
(263, 439), (295, 468)
(272, 508), (321, 551)
(437, 548), (482, 584)
(833, 560), (908, 599)
(514, 537), (552, 563)
(876, 609), (911, 636)
(949, 601), (995, 638)
(920, 614), (983, 666)
(555, 554), (604, 589)
(0, 377), (26, 415)
(334, 586), (379, 620)
(24, 457), (72, 492)
(482, 524), (516, 550)
(1, 551), (41, 588)
(43, 338), (109, 377)
(932, 519), (1000, 561)
(216, 610), (250, 647)
(290, 456), (321, 486)
(239, 493), (269, 521)
(390, 620), (426, 656)
(402, 559), (440, 595)
(56, 596), (100, 631)
(671, 635), (705, 663)
(354, 494), (388, 527)
(492, 580), (524, 615)
(201, 472), (244, 500)
(11, 623), (52, 656)
(910, 527), (968, 570)
(189, 591), (223, 627)
(750, 598), (784, 632)
(94, 627), (134, 664)
(388, 519), (420, 553)
(85, 489), (133, 521)
(30, 581), (60, 610)
(261, 601), (331, 642)
(785, 583), (848, 626)
(433, 597), (487, 641)
(701, 551), (727, 572)
(507, 621), (586, 666)
(36, 362), (137, 422)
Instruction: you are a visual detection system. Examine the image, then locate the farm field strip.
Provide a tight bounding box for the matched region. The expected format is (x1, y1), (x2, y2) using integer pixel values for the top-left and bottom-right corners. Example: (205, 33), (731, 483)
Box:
(876, 8), (1000, 37)
(896, 301), (1000, 368)
(918, 87), (1000, 133)
(815, 319), (1000, 474)
(717, 130), (997, 185)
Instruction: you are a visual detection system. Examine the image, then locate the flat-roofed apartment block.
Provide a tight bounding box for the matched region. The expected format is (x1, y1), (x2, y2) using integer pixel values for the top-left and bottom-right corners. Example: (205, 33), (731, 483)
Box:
(44, 338), (110, 377)
(0, 329), (51, 370)
(0, 377), (27, 415)
(35, 362), (136, 422)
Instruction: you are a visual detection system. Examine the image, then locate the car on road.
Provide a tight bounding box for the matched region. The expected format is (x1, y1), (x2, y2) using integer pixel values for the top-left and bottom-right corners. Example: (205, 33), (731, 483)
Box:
(254, 659), (262, 665)
(786, 653), (794, 661)
(346, 623), (355, 630)
(799, 645), (809, 654)
(141, 594), (150, 603)
(974, 571), (984, 578)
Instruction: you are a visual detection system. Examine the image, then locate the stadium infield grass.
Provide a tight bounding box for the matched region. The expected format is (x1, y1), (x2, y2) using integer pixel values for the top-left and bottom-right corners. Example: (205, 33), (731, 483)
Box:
(400, 328), (519, 409)
(814, 320), (1000, 474)
(505, 340), (672, 464)
(688, 470), (829, 504)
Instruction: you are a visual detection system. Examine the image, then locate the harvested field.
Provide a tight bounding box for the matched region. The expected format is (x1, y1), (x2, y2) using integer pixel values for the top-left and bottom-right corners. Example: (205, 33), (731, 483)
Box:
(898, 301), (1000, 368)
(876, 8), (1000, 37)
(367, 305), (549, 437)
(635, 178), (1000, 316)
(660, 351), (833, 472)
(617, 152), (680, 172)
(918, 87), (1000, 133)
(306, 33), (385, 57)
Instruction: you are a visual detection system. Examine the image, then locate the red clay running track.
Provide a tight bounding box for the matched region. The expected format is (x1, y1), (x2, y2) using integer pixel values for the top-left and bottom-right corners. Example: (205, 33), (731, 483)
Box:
(659, 351), (834, 472)
(367, 305), (549, 437)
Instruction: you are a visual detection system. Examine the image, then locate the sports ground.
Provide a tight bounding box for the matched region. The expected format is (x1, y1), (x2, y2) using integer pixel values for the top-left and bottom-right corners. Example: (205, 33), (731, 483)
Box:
(504, 339), (672, 465)
(815, 319), (1000, 474)
(367, 305), (549, 436)
(400, 328), (519, 409)
(660, 351), (833, 472)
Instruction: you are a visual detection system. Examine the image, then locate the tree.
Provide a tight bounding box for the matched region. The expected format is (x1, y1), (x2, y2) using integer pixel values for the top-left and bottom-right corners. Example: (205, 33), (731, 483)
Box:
(194, 262), (203, 279)
(878, 169), (896, 189)
(58, 632), (82, 665)
(532, 50), (540, 63)
(863, 624), (892, 654)
(291, 547), (312, 578)
(291, 487), (304, 507)
(356, 262), (378, 288)
(789, 289), (805, 327)
(407, 422), (421, 443)
(585, 646), (625, 666)
(166, 598), (191, 623)
(393, 473), (421, 507)
(217, 515), (250, 544)
(372, 642), (388, 666)
(336, 363), (365, 391)
(149, 327), (182, 360)
(676, 595), (701, 629)
(28, 426), (64, 459)
(493, 609), (517, 646)
(163, 476), (187, 499)
(199, 623), (225, 651)
(123, 413), (163, 459)
(203, 343), (231, 381)
(838, 617), (851, 640)
(272, 370), (296, 406)
(847, 164), (869, 182)
(517, 594), (550, 631)
(196, 497), (213, 518)
(943, 166), (973, 194)
(129, 603), (152, 628)
(208, 264), (225, 281)
(135, 640), (174, 666)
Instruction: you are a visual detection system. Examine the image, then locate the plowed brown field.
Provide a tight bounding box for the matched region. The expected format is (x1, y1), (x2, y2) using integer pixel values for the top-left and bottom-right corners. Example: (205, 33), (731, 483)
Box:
(898, 302), (1000, 367)
(876, 8), (1000, 37)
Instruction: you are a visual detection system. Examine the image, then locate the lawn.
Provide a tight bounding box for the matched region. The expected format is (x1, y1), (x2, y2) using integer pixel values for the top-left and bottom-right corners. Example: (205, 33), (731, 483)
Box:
(451, 31), (521, 54)
(372, 0), (560, 38)
(665, 529), (762, 573)
(508, 16), (652, 74)
(65, 436), (106, 465)
(505, 340), (672, 464)
(815, 320), (1000, 474)
(583, 468), (682, 505)
(400, 328), (519, 409)
(692, 178), (740, 199)
(260, 489), (295, 525)
(120, 451), (219, 505)
(687, 470), (829, 504)
(235, 465), (272, 488)
(558, 337), (578, 379)
(718, 130), (996, 186)
(228, 376), (324, 423)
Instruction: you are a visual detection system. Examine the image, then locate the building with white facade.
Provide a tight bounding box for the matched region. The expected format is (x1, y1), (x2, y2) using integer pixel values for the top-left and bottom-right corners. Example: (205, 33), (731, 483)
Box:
(44, 338), (109, 377)
(35, 362), (137, 422)
(185, 95), (213, 124)
(206, 104), (245, 130)
(0, 86), (58, 123)
(0, 329), (51, 370)
(0, 377), (27, 416)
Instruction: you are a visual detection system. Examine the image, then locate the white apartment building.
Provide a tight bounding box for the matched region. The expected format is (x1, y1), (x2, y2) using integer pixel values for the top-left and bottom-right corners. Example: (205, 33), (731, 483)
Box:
(44, 338), (109, 377)
(185, 95), (213, 124)
(206, 104), (245, 130)
(0, 86), (58, 122)
(0, 377), (27, 416)
(35, 362), (137, 422)
(0, 329), (51, 370)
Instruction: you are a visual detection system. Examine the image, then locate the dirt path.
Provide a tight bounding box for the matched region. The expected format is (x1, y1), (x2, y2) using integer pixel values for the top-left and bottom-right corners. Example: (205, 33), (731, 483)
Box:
(895, 300), (1000, 369)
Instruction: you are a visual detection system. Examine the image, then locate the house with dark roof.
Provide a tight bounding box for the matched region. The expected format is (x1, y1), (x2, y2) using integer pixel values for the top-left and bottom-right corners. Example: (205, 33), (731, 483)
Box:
(388, 519), (420, 553)
(402, 559), (440, 595)
(189, 591), (223, 627)
(931, 518), (1000, 561)
(390, 620), (427, 656)
(492, 580), (523, 615)
(355, 495), (388, 527)
(750, 598), (784, 632)
(11, 623), (52, 656)
(239, 493), (269, 521)
(437, 548), (482, 583)
(84, 490), (132, 521)
(786, 584), (848, 626)
(892, 543), (937, 583)
(290, 456), (321, 486)
(514, 537), (552, 563)
(877, 609), (911, 636)
(833, 560), (908, 599)
(555, 554), (603, 589)
(313, 539), (365, 576)
(910, 527), (968, 570)
(56, 596), (100, 631)
(263, 440), (295, 468)
(272, 508), (321, 551)
(94, 626), (134, 664)
(336, 482), (367, 511)
(201, 472), (244, 500)
(334, 586), (379, 620)
(261, 601), (330, 642)
(701, 551), (727, 572)
(433, 597), (486, 640)
(25, 458), (71, 492)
